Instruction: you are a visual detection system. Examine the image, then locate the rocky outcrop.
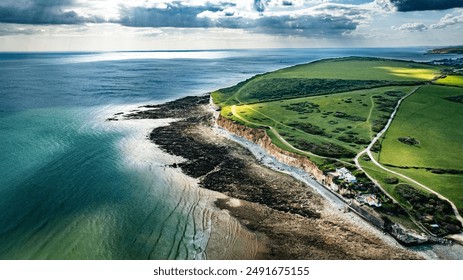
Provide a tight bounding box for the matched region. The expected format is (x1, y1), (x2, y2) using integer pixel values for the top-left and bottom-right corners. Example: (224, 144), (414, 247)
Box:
(217, 115), (334, 187)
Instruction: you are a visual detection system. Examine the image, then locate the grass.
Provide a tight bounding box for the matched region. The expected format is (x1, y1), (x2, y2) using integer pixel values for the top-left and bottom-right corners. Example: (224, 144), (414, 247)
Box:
(379, 85), (463, 170)
(212, 57), (440, 107)
(378, 84), (463, 212)
(374, 67), (438, 80)
(359, 156), (429, 198)
(434, 75), (463, 87)
(265, 57), (440, 81)
(225, 86), (415, 159)
(387, 167), (463, 210)
(358, 156), (422, 231)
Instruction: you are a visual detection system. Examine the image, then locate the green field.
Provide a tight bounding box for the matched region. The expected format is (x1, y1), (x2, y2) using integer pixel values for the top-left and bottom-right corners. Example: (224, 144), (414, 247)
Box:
(217, 58), (448, 162)
(387, 167), (463, 210)
(434, 75), (463, 87)
(212, 57), (441, 106)
(264, 58), (439, 81)
(379, 85), (463, 170)
(226, 86), (416, 159)
(377, 85), (463, 211)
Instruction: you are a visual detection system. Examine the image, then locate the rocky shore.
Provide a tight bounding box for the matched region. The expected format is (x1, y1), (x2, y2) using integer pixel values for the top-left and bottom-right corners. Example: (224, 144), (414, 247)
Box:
(116, 94), (421, 259)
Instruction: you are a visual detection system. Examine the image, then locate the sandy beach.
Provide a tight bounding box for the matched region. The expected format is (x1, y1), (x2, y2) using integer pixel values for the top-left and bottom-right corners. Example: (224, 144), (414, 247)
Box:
(118, 94), (422, 259)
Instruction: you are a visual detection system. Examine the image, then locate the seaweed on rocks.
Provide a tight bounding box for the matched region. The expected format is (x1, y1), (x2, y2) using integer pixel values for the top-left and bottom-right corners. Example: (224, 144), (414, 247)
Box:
(125, 95), (321, 219)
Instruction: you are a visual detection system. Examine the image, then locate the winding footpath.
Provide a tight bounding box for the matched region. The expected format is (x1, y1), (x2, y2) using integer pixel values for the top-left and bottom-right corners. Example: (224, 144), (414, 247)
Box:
(354, 84), (463, 226)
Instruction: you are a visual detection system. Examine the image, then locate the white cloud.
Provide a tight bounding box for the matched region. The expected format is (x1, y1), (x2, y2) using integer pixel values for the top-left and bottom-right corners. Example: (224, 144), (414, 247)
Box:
(0, 0), (462, 50)
(394, 22), (428, 32)
(431, 9), (463, 29)
(116, 1), (374, 37)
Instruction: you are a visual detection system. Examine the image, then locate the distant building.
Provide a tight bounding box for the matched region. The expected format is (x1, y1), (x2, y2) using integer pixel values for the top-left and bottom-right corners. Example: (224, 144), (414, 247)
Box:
(357, 194), (382, 207)
(335, 167), (357, 183)
(364, 194), (382, 207)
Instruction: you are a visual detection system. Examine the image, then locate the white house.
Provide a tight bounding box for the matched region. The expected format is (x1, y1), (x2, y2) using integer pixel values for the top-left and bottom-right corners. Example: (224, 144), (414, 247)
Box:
(335, 167), (357, 183)
(357, 194), (382, 207)
(364, 194), (382, 207)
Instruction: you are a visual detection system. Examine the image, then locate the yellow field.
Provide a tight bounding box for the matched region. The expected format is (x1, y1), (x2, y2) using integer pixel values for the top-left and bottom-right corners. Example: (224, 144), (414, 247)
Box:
(435, 75), (463, 86)
(375, 67), (439, 80)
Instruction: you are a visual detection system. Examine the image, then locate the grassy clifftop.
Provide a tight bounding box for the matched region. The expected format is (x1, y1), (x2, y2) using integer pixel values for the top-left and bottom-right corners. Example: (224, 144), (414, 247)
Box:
(213, 57), (443, 161)
(213, 57), (463, 233)
(212, 57), (441, 106)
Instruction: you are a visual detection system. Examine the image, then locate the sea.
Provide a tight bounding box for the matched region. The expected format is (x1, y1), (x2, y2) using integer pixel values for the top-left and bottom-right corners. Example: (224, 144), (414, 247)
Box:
(0, 48), (461, 260)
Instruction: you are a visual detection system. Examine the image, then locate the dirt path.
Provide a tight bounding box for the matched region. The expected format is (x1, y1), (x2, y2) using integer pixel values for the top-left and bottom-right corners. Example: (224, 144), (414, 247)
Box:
(354, 84), (463, 226)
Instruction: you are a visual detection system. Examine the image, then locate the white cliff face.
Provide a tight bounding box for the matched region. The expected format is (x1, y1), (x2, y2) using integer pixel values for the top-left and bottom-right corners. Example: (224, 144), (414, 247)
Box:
(216, 115), (334, 186)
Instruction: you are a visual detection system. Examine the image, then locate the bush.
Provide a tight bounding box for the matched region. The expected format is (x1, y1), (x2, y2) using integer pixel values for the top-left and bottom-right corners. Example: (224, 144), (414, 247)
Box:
(398, 137), (420, 146)
(384, 177), (399, 184)
(246, 78), (418, 102)
(395, 184), (462, 235)
(371, 141), (382, 153)
(291, 139), (356, 158)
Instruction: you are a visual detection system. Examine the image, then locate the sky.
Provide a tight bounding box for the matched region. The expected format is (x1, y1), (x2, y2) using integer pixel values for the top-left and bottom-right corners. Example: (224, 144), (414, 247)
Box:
(0, 0), (462, 51)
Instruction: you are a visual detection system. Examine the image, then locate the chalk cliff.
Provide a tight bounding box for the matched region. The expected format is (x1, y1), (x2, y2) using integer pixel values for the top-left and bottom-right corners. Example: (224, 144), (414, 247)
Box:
(216, 115), (334, 187)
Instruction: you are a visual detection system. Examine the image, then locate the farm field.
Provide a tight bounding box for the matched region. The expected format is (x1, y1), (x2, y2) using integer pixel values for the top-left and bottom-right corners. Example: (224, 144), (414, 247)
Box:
(434, 75), (463, 87)
(377, 85), (463, 213)
(379, 85), (463, 170)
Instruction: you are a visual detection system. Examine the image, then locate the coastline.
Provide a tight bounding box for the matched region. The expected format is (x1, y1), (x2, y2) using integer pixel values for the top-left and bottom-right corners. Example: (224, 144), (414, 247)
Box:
(112, 94), (424, 259)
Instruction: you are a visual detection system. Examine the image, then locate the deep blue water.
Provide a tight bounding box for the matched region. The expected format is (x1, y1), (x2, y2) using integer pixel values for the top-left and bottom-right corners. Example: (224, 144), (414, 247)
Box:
(0, 48), (459, 259)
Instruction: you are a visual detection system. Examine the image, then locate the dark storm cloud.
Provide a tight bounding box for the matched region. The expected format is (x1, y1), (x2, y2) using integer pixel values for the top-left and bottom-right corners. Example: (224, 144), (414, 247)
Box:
(252, 14), (358, 36)
(379, 0), (463, 12)
(117, 2), (363, 37)
(117, 2), (227, 28)
(0, 0), (103, 24)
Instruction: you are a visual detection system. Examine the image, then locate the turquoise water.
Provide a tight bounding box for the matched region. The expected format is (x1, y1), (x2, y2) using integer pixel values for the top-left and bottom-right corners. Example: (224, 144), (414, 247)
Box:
(0, 106), (215, 259)
(1, 49), (459, 259)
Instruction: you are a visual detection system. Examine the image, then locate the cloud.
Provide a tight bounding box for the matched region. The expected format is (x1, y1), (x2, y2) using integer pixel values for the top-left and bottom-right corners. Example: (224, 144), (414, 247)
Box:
(0, 22), (92, 37)
(252, 13), (359, 36)
(0, 24), (42, 36)
(431, 9), (463, 29)
(117, 2), (223, 28)
(254, 0), (268, 12)
(117, 2), (369, 37)
(376, 0), (463, 12)
(0, 0), (103, 24)
(394, 22), (428, 32)
(0, 1), (374, 39)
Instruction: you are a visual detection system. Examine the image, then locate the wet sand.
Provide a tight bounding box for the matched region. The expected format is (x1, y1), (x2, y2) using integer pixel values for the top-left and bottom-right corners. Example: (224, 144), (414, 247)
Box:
(120, 95), (421, 259)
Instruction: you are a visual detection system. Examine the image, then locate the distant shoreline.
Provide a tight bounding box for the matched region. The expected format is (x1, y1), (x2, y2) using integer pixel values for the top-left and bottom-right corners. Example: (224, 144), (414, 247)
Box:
(428, 46), (463, 54)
